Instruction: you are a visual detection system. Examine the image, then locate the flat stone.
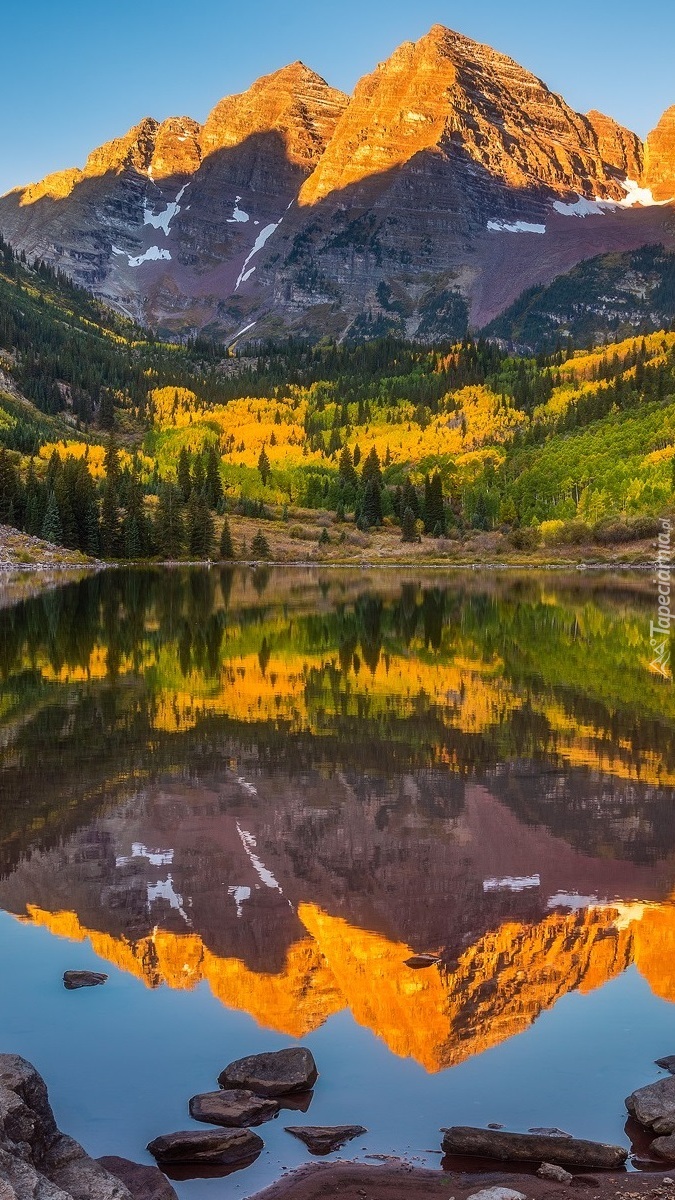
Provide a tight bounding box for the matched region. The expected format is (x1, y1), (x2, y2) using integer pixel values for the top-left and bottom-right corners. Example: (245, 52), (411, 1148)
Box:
(189, 1090), (279, 1128)
(626, 1077), (675, 1133)
(284, 1126), (367, 1155)
(404, 955), (439, 969)
(651, 1135), (675, 1162)
(538, 1162), (574, 1183)
(657, 1058), (675, 1075)
(441, 1127), (627, 1169)
(63, 971), (108, 990)
(529, 1127), (573, 1138)
(218, 1048), (317, 1097)
(147, 1129), (263, 1167)
(466, 1189), (526, 1200)
(98, 1157), (178, 1200)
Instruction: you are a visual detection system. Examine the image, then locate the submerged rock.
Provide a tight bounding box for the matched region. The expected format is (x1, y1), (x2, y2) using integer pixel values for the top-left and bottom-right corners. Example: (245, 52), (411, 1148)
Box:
(147, 1128), (263, 1166)
(189, 1090), (279, 1128)
(404, 955), (439, 969)
(284, 1125), (367, 1154)
(218, 1048), (318, 1097)
(537, 1162), (574, 1183)
(441, 1127), (627, 1169)
(626, 1077), (675, 1133)
(63, 970), (108, 990)
(98, 1157), (178, 1200)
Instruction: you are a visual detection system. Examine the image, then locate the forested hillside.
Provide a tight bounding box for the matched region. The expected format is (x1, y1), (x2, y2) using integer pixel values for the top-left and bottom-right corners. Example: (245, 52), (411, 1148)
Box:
(0, 236), (674, 562)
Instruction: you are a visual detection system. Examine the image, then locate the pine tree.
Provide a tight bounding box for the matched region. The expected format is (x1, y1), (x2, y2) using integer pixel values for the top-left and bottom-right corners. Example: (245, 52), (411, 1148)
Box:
(361, 447), (382, 489)
(219, 516), (235, 560)
(205, 445), (224, 509)
(251, 529), (271, 559)
(191, 454), (206, 495)
(401, 506), (418, 543)
(338, 445), (358, 488)
(41, 491), (62, 545)
(100, 477), (121, 558)
(155, 483), (185, 559)
(177, 446), (192, 501)
(186, 490), (215, 559)
(361, 479), (382, 528)
(258, 447), (271, 485)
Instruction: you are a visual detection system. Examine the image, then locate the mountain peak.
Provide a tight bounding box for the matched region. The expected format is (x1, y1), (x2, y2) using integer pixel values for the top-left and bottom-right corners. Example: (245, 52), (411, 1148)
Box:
(644, 105), (675, 201)
(200, 62), (348, 167)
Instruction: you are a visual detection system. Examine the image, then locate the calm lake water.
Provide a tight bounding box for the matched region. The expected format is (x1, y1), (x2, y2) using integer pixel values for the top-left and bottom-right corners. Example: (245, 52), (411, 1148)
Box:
(1, 566), (675, 1197)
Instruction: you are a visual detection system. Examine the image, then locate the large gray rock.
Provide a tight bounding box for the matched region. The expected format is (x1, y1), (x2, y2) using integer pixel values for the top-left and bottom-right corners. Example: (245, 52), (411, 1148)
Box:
(189, 1090), (278, 1128)
(0, 1054), (132, 1200)
(537, 1162), (574, 1183)
(284, 1126), (366, 1155)
(441, 1127), (628, 1169)
(146, 1129), (263, 1167)
(626, 1077), (675, 1134)
(218, 1049), (318, 1097)
(98, 1157), (178, 1200)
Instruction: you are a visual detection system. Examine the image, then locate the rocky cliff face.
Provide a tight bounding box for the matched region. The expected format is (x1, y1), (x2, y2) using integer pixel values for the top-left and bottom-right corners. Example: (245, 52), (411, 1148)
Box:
(0, 26), (673, 341)
(644, 106), (675, 202)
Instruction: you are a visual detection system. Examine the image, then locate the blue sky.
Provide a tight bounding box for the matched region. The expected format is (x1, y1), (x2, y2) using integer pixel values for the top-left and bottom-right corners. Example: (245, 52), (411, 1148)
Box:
(2, 0), (673, 195)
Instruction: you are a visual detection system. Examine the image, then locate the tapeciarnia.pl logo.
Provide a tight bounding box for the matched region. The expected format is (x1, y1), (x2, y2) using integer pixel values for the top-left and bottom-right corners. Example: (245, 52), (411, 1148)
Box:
(650, 517), (672, 679)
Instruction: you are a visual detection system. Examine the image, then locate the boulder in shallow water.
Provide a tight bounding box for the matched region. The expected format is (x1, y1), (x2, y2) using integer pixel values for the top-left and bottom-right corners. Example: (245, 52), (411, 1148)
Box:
(218, 1048), (317, 1097)
(189, 1089), (279, 1128)
(284, 1125), (366, 1154)
(63, 971), (108, 990)
(147, 1128), (263, 1166)
(626, 1077), (675, 1133)
(98, 1156), (178, 1200)
(441, 1127), (627, 1169)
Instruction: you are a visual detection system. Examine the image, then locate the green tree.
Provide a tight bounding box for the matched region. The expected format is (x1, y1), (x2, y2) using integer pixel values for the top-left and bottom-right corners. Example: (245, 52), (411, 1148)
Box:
(205, 445), (224, 509)
(155, 483), (185, 559)
(338, 445), (358, 488)
(41, 491), (62, 545)
(251, 528), (271, 559)
(177, 446), (192, 501)
(219, 516), (235, 560)
(186, 489), (215, 559)
(401, 506), (419, 543)
(258, 447), (271, 485)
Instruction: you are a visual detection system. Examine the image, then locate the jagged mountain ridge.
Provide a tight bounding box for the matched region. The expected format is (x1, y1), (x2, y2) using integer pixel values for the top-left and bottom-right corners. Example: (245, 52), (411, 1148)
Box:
(0, 25), (674, 342)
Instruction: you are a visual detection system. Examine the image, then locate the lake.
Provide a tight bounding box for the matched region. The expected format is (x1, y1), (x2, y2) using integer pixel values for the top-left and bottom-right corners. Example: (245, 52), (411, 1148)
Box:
(1, 566), (674, 1197)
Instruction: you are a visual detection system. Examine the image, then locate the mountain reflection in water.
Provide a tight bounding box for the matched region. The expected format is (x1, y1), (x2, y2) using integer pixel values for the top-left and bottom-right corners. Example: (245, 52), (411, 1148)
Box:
(1, 566), (675, 1077)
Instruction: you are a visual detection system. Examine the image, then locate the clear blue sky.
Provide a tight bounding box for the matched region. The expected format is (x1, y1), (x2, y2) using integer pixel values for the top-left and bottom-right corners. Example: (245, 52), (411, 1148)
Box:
(2, 0), (673, 195)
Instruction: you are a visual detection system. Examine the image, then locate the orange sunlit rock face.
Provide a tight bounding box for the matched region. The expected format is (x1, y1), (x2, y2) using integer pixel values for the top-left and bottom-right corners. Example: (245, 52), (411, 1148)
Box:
(299, 26), (634, 206)
(19, 897), (675, 1073)
(644, 106), (675, 202)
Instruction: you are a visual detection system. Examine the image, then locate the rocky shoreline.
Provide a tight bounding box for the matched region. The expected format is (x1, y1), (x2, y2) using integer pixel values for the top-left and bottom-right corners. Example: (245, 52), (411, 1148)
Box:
(7, 1047), (675, 1200)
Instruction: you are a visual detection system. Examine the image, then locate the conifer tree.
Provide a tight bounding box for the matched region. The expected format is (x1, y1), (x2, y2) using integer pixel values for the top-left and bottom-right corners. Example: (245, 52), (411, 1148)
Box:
(186, 489), (215, 559)
(177, 446), (192, 501)
(205, 445), (224, 509)
(251, 529), (271, 559)
(219, 515), (234, 560)
(155, 483), (185, 560)
(258, 447), (271, 485)
(41, 491), (62, 545)
(401, 506), (418, 543)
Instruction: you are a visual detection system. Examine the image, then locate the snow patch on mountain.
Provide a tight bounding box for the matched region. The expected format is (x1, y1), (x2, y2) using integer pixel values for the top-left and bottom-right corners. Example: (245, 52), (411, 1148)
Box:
(487, 219), (546, 234)
(227, 196), (250, 223)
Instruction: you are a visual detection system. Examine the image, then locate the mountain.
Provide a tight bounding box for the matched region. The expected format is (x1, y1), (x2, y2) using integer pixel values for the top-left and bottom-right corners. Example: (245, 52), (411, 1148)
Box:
(486, 244), (675, 350)
(0, 26), (673, 343)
